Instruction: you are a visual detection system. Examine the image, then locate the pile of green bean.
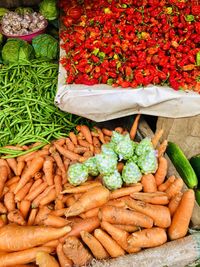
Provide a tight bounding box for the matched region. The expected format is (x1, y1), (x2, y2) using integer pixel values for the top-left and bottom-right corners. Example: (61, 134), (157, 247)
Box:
(0, 59), (88, 149)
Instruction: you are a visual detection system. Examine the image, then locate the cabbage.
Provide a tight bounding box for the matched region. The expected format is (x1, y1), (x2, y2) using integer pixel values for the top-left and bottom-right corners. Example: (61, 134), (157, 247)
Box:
(15, 7), (33, 15)
(32, 34), (58, 60)
(39, 0), (58, 21)
(2, 39), (34, 65)
(0, 8), (9, 20)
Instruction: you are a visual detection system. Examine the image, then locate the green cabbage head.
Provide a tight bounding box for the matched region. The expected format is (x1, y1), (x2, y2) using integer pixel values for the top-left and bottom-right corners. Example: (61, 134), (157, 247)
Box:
(39, 0), (58, 21)
(2, 38), (34, 65)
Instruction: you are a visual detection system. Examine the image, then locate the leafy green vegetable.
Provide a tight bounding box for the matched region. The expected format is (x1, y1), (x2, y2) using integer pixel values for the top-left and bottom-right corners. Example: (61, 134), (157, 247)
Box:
(114, 134), (134, 160)
(68, 163), (88, 186)
(0, 8), (9, 20)
(96, 153), (117, 175)
(137, 150), (158, 174)
(103, 170), (123, 190)
(2, 39), (34, 65)
(39, 0), (58, 21)
(15, 7), (33, 15)
(122, 161), (142, 184)
(32, 34), (58, 60)
(84, 157), (99, 176)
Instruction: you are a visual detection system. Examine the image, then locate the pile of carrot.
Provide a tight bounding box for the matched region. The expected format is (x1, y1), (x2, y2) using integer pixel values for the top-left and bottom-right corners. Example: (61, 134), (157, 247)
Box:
(0, 115), (195, 266)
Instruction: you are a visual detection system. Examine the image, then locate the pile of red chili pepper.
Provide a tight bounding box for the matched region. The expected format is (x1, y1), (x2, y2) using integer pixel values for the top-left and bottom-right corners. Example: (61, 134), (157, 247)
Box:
(59, 0), (200, 92)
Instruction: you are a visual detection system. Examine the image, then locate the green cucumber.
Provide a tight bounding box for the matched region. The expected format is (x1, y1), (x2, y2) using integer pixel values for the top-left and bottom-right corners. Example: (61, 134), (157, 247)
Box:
(166, 142), (198, 189)
(195, 189), (200, 206)
(190, 154), (200, 181)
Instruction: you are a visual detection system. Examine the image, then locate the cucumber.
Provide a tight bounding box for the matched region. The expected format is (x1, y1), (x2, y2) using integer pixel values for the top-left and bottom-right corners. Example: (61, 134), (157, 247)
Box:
(195, 189), (200, 206)
(166, 142), (198, 189)
(190, 154), (200, 181)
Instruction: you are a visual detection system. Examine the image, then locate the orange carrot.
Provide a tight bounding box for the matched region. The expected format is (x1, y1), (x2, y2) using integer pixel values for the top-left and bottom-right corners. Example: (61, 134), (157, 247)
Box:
(34, 206), (51, 225)
(102, 128), (113, 136)
(4, 192), (15, 212)
(27, 208), (38, 226)
(8, 182), (18, 193)
(165, 178), (184, 199)
(158, 175), (176, 192)
(80, 125), (93, 144)
(29, 179), (43, 193)
(106, 198), (128, 208)
(69, 132), (78, 146)
(61, 181), (102, 194)
(0, 166), (8, 197)
(92, 137), (101, 148)
(94, 229), (125, 257)
(54, 175), (62, 196)
(60, 216), (100, 243)
(117, 162), (124, 173)
(99, 206), (153, 228)
(51, 149), (66, 175)
(127, 227), (167, 248)
(19, 200), (31, 219)
(104, 136), (111, 143)
(24, 150), (49, 162)
(25, 182), (48, 202)
(43, 214), (70, 228)
(81, 231), (109, 260)
(63, 236), (92, 266)
(5, 176), (20, 187)
(6, 158), (18, 176)
(16, 161), (25, 176)
(55, 198), (64, 210)
(65, 186), (110, 217)
(50, 208), (68, 217)
(168, 192), (183, 216)
(168, 189), (195, 240)
(80, 207), (100, 219)
(66, 138), (75, 151)
(154, 157), (168, 186)
(0, 224), (71, 252)
(0, 203), (7, 214)
(78, 139), (91, 148)
(0, 159), (11, 177)
(125, 198), (171, 228)
(63, 158), (70, 172)
(130, 114), (141, 140)
(114, 224), (139, 233)
(93, 127), (105, 144)
(101, 221), (140, 254)
(36, 251), (59, 267)
(43, 240), (59, 248)
(0, 217), (5, 228)
(115, 127), (123, 134)
(15, 180), (34, 202)
(54, 143), (81, 161)
(32, 186), (55, 208)
(151, 129), (164, 148)
(14, 157), (44, 194)
(141, 174), (157, 193)
(43, 157), (54, 186)
(94, 147), (101, 154)
(56, 243), (73, 267)
(65, 196), (76, 207)
(131, 192), (169, 205)
(39, 188), (56, 206)
(34, 171), (43, 180)
(73, 146), (88, 154)
(110, 183), (142, 199)
(8, 210), (26, 226)
(158, 140), (168, 158)
(0, 246), (53, 267)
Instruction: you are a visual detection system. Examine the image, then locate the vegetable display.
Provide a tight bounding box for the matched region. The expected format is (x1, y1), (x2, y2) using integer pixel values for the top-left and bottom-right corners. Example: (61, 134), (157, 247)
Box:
(39, 0), (58, 21)
(0, 117), (195, 266)
(60, 0), (200, 92)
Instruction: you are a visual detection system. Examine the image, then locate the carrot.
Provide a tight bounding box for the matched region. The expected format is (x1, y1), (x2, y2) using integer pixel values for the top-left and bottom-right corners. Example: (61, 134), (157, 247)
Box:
(83, 150), (94, 159)
(43, 157), (54, 186)
(125, 198), (171, 228)
(154, 157), (168, 186)
(165, 178), (184, 199)
(94, 147), (101, 154)
(65, 186), (110, 217)
(158, 140), (168, 158)
(2, 186), (9, 197)
(24, 150), (49, 162)
(73, 146), (88, 154)
(114, 224), (139, 233)
(4, 192), (15, 212)
(34, 171), (43, 180)
(141, 174), (157, 193)
(127, 227), (167, 248)
(25, 182), (48, 202)
(59, 216), (100, 243)
(32, 186), (55, 208)
(0, 159), (11, 177)
(19, 200), (31, 219)
(168, 189), (195, 240)
(54, 143), (80, 161)
(69, 132), (78, 146)
(8, 182), (18, 193)
(39, 188), (56, 206)
(0, 246), (53, 267)
(99, 206), (153, 228)
(115, 127), (124, 134)
(74, 193), (82, 201)
(61, 181), (102, 194)
(5, 176), (20, 187)
(51, 149), (66, 175)
(131, 192), (169, 205)
(54, 175), (63, 196)
(56, 243), (73, 267)
(105, 198), (127, 208)
(55, 198), (64, 210)
(29, 179), (43, 193)
(65, 196), (76, 207)
(54, 138), (66, 146)
(34, 206), (51, 225)
(43, 240), (59, 248)
(158, 175), (176, 192)
(43, 214), (70, 228)
(80, 207), (100, 219)
(94, 228), (125, 257)
(14, 157), (44, 194)
(92, 137), (101, 148)
(104, 136), (111, 143)
(0, 217), (5, 228)
(36, 251), (59, 267)
(50, 208), (68, 217)
(102, 128), (113, 136)
(117, 162), (124, 173)
(81, 231), (109, 260)
(15, 180), (34, 202)
(168, 192), (183, 216)
(110, 184), (142, 200)
(78, 139), (91, 148)
(8, 210), (26, 226)
(130, 114), (141, 140)
(6, 158), (18, 176)
(1, 214), (7, 225)
(93, 127), (105, 144)
(80, 125), (93, 144)
(63, 236), (92, 266)
(16, 161), (25, 176)
(0, 224), (71, 252)
(27, 208), (38, 226)
(63, 158), (70, 172)
(0, 166), (8, 197)
(0, 203), (7, 214)
(151, 129), (164, 148)
(101, 221), (140, 254)
(66, 138), (75, 151)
